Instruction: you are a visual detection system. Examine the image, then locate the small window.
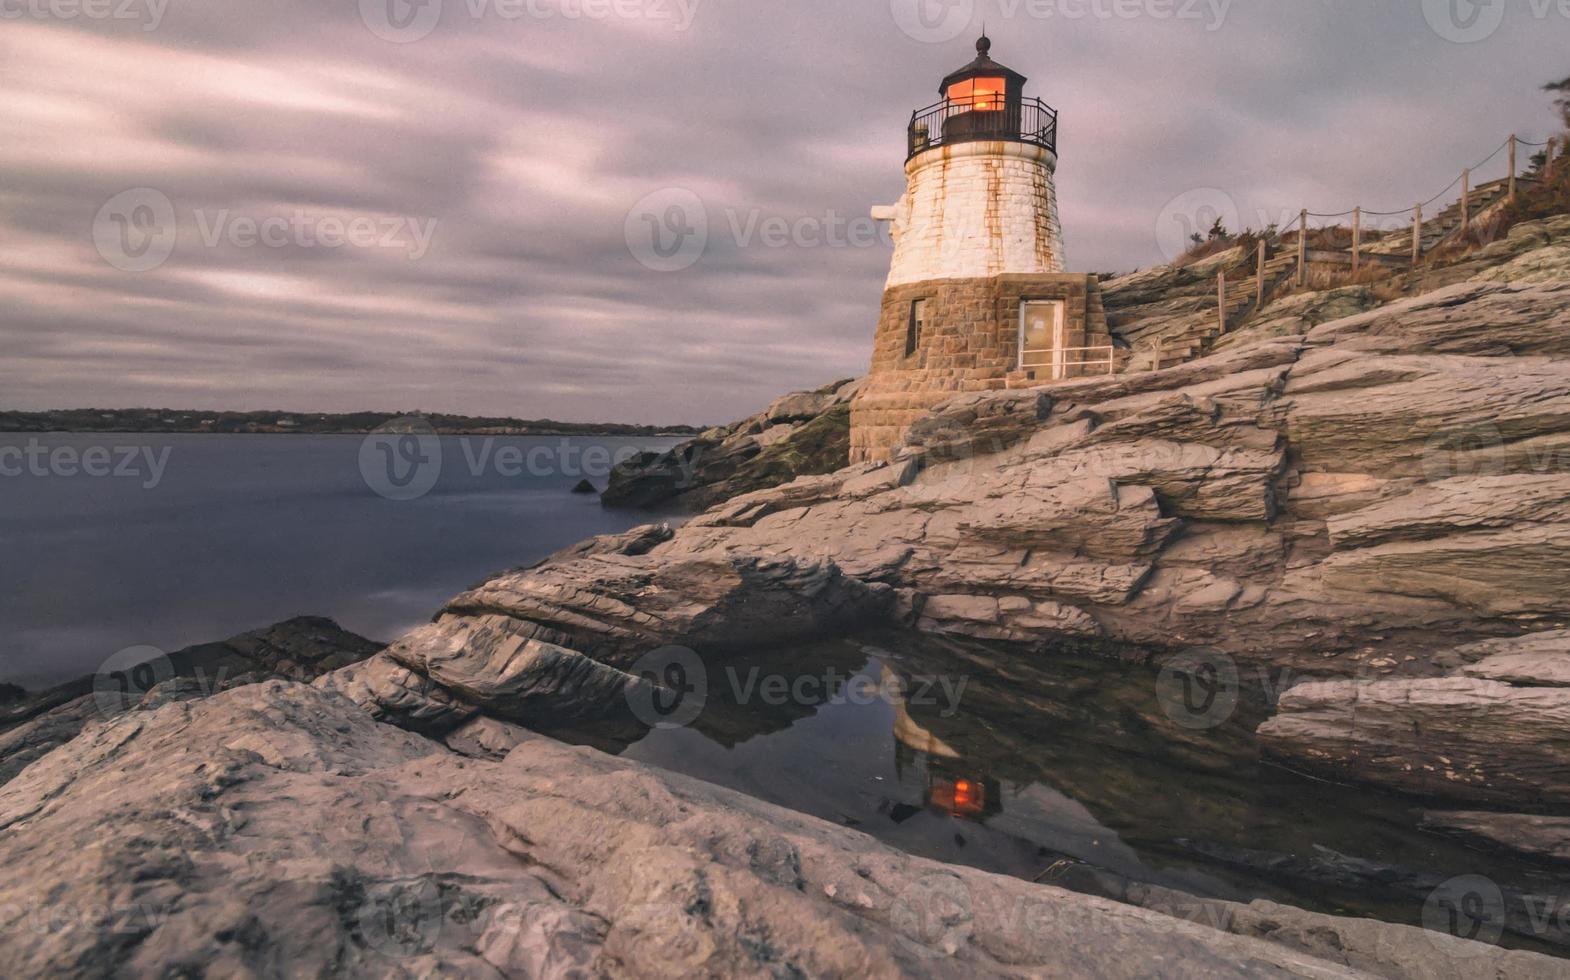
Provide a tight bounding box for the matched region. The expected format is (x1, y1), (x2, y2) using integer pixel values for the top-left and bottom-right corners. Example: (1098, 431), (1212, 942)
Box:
(947, 77), (1005, 111)
(905, 300), (927, 357)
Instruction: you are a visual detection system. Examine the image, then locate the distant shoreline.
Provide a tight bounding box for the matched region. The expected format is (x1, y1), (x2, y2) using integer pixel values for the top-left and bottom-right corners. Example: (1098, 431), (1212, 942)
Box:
(0, 409), (703, 439)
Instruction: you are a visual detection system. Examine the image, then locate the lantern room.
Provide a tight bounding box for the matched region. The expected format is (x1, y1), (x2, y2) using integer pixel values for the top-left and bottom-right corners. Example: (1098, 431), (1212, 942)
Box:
(941, 34), (1023, 115)
(908, 35), (1053, 157)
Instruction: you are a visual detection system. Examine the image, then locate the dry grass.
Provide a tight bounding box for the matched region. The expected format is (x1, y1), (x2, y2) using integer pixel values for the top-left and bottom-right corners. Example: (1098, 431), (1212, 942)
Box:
(1271, 262), (1401, 299)
(1420, 161), (1569, 267)
(1173, 236), (1237, 268)
(1487, 160), (1570, 232)
(1174, 230), (1263, 270)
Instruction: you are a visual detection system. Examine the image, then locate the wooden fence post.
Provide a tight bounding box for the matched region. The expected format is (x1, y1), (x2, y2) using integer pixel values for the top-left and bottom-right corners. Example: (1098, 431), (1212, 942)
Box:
(1256, 238), (1267, 308)
(1461, 168), (1471, 234)
(1351, 207), (1361, 274)
(1508, 135), (1518, 201)
(1412, 203), (1422, 265)
(1297, 209), (1307, 286)
(1217, 270), (1227, 335)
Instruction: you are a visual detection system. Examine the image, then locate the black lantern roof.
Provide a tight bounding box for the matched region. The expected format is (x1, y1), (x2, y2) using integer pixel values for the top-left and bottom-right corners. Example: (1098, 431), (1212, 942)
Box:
(907, 36), (1058, 161)
(938, 35), (1028, 96)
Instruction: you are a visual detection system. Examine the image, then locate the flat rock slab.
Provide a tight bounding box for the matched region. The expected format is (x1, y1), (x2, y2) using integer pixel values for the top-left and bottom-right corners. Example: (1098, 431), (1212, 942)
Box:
(0, 680), (1557, 978)
(1422, 810), (1570, 864)
(1457, 630), (1570, 687)
(1258, 677), (1570, 807)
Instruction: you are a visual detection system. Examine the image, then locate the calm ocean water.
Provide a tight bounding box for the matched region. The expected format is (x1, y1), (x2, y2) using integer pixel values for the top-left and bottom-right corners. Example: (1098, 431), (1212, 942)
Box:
(0, 432), (681, 689)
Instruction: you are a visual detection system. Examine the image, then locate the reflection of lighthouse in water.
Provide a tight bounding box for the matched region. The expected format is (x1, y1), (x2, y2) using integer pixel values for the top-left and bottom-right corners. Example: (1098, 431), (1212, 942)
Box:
(884, 663), (1002, 822)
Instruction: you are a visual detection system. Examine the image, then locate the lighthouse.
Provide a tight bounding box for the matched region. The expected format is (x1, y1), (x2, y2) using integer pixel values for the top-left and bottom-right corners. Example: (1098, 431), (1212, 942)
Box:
(850, 36), (1114, 464)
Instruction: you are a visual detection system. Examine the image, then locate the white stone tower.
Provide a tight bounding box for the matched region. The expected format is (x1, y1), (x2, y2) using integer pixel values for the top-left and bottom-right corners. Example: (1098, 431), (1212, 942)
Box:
(851, 36), (1111, 464)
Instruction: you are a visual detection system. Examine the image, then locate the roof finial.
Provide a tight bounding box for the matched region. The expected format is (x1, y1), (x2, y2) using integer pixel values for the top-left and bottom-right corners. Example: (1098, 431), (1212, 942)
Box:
(977, 29), (990, 56)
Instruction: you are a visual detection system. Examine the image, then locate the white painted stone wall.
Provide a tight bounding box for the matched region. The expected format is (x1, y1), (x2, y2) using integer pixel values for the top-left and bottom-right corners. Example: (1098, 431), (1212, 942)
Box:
(878, 140), (1064, 288)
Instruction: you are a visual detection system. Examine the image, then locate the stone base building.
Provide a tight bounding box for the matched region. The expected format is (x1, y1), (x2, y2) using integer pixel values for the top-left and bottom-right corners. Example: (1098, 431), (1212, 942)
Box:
(852, 272), (1112, 463)
(849, 38), (1115, 464)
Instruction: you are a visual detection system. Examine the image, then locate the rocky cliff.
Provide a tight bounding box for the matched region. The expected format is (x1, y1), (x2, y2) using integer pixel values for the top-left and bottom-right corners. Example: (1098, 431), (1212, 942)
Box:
(329, 218), (1570, 877)
(9, 217), (1570, 977)
(601, 378), (858, 511)
(0, 617), (380, 788)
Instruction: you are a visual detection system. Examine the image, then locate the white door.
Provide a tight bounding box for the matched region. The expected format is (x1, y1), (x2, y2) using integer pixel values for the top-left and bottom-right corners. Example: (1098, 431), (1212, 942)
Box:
(1019, 301), (1066, 380)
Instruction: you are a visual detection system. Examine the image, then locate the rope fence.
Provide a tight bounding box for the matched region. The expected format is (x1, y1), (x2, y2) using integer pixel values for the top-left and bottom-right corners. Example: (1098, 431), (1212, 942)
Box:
(1249, 133), (1564, 293)
(1178, 132), (1566, 355)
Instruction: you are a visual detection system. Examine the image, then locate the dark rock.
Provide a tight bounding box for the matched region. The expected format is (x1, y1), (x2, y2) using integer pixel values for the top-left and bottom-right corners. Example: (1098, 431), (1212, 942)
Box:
(1422, 810), (1570, 864)
(0, 617), (381, 787)
(571, 478), (598, 494)
(602, 379), (856, 511)
(1257, 675), (1570, 807)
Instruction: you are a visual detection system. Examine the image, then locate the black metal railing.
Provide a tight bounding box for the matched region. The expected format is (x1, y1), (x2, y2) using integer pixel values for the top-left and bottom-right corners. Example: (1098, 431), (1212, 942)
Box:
(907, 96), (1058, 160)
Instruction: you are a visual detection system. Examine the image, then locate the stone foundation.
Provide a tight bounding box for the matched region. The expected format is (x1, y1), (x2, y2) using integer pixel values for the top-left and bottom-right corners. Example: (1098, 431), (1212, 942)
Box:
(850, 273), (1113, 463)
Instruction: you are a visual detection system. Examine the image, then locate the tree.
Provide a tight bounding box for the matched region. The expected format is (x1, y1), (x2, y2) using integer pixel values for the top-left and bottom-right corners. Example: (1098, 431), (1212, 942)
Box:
(1548, 74), (1570, 131)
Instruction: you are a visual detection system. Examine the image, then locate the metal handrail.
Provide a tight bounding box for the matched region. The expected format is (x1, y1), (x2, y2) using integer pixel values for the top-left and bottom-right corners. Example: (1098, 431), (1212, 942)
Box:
(908, 95), (1058, 160)
(1020, 345), (1116, 377)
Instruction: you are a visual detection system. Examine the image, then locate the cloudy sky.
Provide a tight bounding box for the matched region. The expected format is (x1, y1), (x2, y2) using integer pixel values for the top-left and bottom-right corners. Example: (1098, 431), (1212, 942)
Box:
(2, 0), (1567, 425)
